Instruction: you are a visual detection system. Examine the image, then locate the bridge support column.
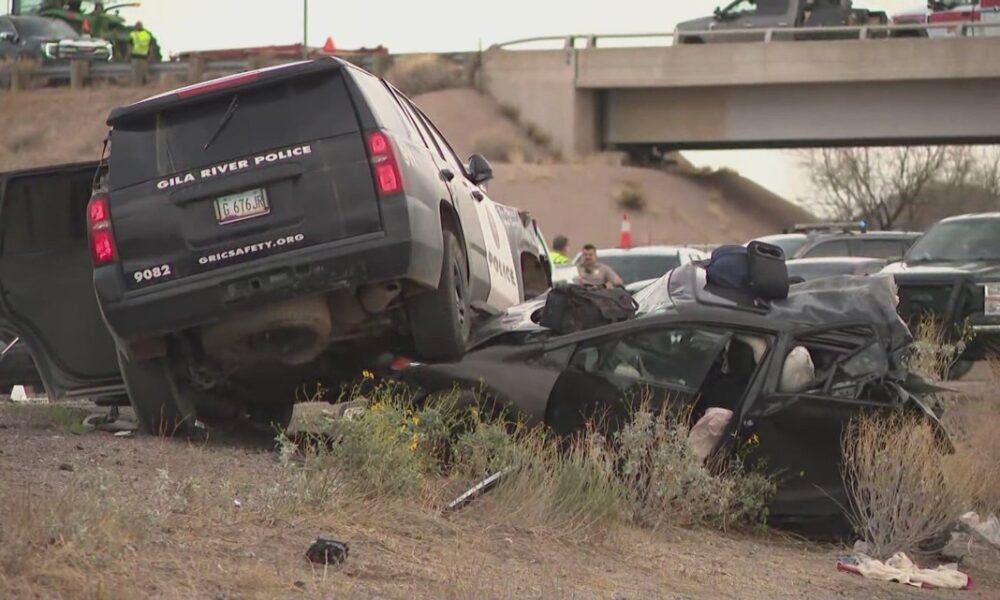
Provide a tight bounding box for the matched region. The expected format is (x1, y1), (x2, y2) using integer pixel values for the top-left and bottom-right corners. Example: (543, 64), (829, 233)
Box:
(481, 48), (598, 159)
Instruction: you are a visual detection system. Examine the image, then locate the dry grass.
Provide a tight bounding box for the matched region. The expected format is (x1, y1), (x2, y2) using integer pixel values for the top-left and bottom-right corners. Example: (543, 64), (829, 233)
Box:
(471, 127), (530, 164)
(841, 411), (982, 559)
(384, 54), (465, 96)
(614, 180), (647, 213)
(906, 314), (975, 381)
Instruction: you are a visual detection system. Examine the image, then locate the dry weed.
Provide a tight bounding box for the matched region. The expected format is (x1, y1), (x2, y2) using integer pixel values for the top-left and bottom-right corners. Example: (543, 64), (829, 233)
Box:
(384, 54), (465, 96)
(614, 181), (647, 213)
(471, 127), (530, 163)
(842, 411), (981, 559)
(906, 314), (974, 381)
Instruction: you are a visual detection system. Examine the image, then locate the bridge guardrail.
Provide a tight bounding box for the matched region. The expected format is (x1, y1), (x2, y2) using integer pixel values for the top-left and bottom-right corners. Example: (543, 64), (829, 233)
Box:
(491, 22), (1000, 49)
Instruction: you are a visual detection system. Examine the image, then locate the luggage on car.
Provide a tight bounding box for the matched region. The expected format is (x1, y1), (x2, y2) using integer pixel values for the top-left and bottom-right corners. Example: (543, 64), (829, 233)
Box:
(705, 242), (789, 301)
(539, 283), (639, 335)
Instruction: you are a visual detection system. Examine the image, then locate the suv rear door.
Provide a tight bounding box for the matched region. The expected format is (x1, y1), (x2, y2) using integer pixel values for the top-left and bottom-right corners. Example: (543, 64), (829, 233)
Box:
(0, 163), (124, 399)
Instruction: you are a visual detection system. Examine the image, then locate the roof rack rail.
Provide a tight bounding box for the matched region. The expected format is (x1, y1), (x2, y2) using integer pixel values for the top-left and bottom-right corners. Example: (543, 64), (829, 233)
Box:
(786, 220), (868, 235)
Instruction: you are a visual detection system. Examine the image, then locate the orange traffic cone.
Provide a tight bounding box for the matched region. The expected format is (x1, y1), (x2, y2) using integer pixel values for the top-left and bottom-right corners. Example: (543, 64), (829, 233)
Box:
(82, 19), (90, 35)
(323, 37), (337, 53)
(619, 213), (632, 249)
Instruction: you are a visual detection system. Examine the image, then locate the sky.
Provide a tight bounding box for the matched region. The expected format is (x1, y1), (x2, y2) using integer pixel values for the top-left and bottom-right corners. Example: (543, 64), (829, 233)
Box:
(15, 0), (928, 205)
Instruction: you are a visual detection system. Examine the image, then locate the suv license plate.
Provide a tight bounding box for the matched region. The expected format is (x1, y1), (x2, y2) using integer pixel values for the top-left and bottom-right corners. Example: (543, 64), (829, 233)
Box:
(214, 188), (270, 225)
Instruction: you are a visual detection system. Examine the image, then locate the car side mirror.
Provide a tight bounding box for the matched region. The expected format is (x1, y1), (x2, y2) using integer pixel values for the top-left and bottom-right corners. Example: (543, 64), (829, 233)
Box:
(467, 153), (494, 185)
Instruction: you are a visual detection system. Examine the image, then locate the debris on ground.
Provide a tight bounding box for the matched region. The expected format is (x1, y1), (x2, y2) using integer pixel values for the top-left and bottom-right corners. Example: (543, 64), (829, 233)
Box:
(58, 463), (74, 472)
(113, 430), (133, 438)
(836, 552), (973, 590)
(305, 537), (349, 566)
(446, 467), (515, 513)
(960, 512), (1000, 550)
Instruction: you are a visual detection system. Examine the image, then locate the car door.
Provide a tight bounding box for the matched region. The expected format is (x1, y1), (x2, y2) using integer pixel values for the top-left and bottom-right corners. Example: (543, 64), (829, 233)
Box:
(739, 328), (897, 525)
(411, 103), (521, 312)
(544, 322), (736, 438)
(0, 162), (125, 400)
(0, 18), (17, 61)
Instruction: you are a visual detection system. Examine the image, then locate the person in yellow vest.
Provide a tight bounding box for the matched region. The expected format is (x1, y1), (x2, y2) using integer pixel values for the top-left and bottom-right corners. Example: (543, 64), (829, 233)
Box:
(128, 21), (152, 85)
(550, 235), (571, 265)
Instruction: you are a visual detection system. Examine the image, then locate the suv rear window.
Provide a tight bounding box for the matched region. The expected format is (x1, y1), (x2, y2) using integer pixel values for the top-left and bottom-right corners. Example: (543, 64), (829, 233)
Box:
(108, 72), (357, 191)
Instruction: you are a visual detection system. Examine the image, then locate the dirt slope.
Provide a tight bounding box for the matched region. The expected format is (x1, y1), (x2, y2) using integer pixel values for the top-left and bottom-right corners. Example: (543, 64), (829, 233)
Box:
(0, 84), (811, 245)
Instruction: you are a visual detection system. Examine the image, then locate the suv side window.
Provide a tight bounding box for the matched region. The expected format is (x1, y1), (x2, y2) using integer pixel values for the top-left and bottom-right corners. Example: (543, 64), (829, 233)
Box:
(350, 69), (415, 140)
(410, 104), (467, 176)
(852, 239), (907, 259)
(801, 239), (849, 258)
(1, 172), (92, 255)
(386, 86), (431, 149)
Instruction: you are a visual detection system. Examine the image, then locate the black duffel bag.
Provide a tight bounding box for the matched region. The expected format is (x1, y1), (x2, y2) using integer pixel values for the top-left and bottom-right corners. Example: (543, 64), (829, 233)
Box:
(540, 284), (639, 335)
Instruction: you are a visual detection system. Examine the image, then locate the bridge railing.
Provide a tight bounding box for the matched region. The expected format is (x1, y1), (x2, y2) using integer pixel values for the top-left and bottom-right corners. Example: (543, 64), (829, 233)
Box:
(491, 21), (1000, 49)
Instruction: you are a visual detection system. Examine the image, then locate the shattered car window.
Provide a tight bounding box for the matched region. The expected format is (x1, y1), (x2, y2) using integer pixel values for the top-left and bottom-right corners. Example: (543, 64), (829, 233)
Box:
(842, 342), (888, 379)
(571, 327), (731, 393)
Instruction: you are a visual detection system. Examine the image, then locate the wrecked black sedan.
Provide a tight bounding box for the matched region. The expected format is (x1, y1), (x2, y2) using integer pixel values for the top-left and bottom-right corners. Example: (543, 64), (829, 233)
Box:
(386, 263), (946, 534)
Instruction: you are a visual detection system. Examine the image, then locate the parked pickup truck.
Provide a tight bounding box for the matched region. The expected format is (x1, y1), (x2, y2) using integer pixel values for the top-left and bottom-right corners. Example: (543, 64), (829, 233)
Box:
(0, 58), (552, 435)
(675, 0), (890, 43)
(882, 212), (1000, 379)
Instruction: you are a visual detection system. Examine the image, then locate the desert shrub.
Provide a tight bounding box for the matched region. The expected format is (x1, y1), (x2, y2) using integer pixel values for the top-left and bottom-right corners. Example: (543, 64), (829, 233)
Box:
(842, 411), (980, 559)
(471, 127), (529, 163)
(614, 181), (647, 213)
(615, 408), (774, 531)
(906, 314), (974, 380)
(498, 102), (521, 122)
(940, 390), (1000, 516)
(384, 54), (464, 96)
(523, 122), (552, 149)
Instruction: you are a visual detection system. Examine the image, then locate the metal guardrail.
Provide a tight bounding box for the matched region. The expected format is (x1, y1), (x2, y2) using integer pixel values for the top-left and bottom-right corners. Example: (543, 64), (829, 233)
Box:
(492, 22), (1000, 49)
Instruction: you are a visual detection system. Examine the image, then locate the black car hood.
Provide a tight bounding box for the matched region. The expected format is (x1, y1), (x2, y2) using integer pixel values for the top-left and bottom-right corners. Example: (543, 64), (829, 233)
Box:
(886, 259), (1000, 281)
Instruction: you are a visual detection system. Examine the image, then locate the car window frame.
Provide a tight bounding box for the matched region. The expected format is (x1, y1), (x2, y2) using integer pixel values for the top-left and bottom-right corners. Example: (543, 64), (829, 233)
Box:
(801, 238), (850, 258)
(851, 238), (909, 259)
(385, 84), (432, 150)
(409, 103), (469, 178)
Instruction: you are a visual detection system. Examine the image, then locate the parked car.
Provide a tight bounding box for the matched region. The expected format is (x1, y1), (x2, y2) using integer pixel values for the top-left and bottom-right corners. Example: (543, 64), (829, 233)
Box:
(0, 15), (113, 63)
(891, 1), (1000, 38)
(674, 0), (889, 44)
(793, 230), (922, 260)
(385, 262), (946, 536)
(0, 57), (551, 435)
(786, 257), (887, 282)
(554, 246), (709, 286)
(881, 212), (1000, 379)
(745, 233), (811, 259)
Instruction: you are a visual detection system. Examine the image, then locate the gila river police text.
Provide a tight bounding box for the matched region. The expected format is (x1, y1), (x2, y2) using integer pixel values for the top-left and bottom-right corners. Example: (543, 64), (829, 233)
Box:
(156, 144), (313, 191)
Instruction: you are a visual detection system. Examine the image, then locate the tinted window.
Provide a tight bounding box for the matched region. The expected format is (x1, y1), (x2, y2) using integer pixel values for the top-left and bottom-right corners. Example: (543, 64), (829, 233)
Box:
(755, 0), (790, 15)
(800, 239), (849, 258)
(598, 254), (682, 285)
(571, 327), (730, 394)
(412, 106), (467, 174)
(753, 235), (808, 258)
(853, 239), (907, 259)
(12, 17), (77, 39)
(1, 170), (91, 254)
(906, 218), (1000, 262)
(350, 69), (415, 140)
(109, 72), (356, 190)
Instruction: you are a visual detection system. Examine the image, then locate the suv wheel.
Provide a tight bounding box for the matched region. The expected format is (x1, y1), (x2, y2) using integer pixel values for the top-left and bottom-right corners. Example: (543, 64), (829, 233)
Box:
(407, 229), (470, 361)
(117, 351), (194, 437)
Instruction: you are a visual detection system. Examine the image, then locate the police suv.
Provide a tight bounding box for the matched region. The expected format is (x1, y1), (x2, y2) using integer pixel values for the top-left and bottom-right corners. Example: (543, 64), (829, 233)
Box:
(0, 58), (551, 435)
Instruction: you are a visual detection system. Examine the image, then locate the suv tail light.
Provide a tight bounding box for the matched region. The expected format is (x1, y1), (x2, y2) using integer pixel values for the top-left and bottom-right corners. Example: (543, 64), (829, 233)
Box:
(87, 194), (116, 266)
(367, 130), (403, 196)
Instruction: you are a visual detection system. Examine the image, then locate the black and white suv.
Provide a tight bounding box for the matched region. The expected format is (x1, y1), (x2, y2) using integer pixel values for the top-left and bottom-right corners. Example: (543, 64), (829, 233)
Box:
(0, 58), (551, 434)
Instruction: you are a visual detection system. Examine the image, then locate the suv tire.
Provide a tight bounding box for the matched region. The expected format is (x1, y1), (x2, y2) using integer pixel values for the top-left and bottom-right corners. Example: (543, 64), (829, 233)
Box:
(117, 351), (193, 437)
(408, 229), (470, 361)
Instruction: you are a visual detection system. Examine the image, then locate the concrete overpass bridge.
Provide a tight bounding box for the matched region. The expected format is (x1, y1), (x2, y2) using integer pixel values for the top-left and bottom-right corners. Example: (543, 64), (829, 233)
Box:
(479, 27), (1000, 158)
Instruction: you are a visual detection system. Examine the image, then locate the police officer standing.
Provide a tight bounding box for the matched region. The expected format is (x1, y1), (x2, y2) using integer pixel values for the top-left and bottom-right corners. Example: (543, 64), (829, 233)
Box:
(128, 21), (152, 86)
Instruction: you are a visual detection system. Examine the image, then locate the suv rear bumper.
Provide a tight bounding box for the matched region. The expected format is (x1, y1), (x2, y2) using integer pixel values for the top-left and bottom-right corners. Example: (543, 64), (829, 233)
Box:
(96, 195), (442, 346)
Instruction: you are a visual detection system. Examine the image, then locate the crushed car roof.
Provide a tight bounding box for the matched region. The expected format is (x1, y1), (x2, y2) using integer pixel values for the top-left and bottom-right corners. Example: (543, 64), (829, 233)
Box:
(471, 264), (911, 350)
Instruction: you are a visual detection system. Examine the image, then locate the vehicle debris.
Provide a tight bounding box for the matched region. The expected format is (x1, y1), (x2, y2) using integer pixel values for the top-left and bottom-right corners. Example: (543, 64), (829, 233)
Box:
(836, 552), (973, 590)
(305, 537), (349, 566)
(445, 467), (516, 513)
(959, 512), (1000, 550)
